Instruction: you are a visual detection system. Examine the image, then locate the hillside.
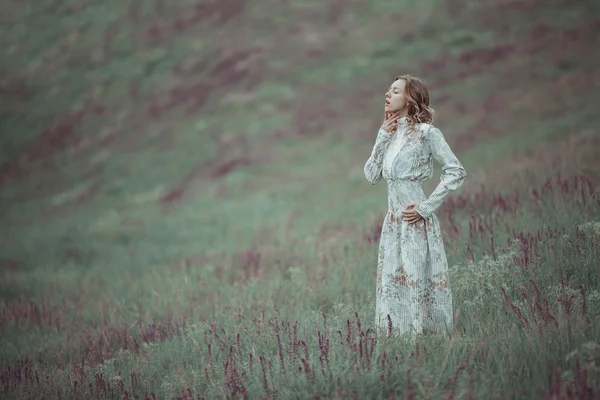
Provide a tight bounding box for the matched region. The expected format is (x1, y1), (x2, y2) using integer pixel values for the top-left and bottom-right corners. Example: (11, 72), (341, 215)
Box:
(1, 0), (600, 398)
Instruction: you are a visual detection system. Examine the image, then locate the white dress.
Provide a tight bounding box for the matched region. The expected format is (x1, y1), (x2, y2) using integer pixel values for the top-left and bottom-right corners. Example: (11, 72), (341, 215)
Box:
(364, 117), (467, 337)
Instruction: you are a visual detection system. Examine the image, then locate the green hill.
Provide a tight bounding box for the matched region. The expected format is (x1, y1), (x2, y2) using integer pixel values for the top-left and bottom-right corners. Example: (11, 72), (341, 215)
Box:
(1, 0), (599, 398)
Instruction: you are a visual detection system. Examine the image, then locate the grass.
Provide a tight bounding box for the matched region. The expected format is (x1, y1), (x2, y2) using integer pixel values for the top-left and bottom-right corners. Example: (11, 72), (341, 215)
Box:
(1, 0), (600, 398)
(2, 172), (599, 399)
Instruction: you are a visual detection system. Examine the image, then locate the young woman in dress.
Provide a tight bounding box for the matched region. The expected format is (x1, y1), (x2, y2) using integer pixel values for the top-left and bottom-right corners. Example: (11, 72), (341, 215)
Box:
(364, 75), (467, 339)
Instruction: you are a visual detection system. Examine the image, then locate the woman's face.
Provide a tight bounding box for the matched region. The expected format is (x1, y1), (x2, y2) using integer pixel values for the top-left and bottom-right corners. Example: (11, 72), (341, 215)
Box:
(385, 79), (408, 113)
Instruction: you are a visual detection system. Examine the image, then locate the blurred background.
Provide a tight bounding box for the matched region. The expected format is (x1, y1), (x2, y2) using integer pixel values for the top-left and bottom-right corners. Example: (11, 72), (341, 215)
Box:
(1, 0), (600, 397)
(1, 0), (598, 270)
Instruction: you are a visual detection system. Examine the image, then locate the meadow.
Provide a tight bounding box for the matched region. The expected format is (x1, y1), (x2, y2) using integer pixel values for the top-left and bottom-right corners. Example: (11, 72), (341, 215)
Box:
(1, 0), (600, 398)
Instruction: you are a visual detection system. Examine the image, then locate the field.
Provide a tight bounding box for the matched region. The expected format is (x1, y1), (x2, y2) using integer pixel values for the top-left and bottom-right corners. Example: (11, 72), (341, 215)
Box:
(1, 0), (600, 398)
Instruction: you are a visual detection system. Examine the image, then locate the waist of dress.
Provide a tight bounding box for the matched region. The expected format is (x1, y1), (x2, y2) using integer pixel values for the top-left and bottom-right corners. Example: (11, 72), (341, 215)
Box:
(386, 178), (427, 210)
(386, 176), (426, 185)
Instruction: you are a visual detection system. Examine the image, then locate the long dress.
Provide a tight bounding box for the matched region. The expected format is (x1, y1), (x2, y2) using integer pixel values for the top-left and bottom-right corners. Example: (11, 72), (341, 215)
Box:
(364, 116), (467, 338)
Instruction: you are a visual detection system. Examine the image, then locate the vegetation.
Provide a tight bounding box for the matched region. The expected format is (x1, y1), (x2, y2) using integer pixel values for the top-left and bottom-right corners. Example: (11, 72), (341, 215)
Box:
(1, 0), (599, 398)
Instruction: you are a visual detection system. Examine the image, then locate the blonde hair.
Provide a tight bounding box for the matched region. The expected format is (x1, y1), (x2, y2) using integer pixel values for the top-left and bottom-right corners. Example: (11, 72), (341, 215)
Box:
(395, 74), (435, 133)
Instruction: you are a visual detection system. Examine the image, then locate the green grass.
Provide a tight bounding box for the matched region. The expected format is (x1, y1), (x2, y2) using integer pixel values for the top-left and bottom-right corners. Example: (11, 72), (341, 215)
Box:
(2, 172), (599, 398)
(1, 0), (600, 398)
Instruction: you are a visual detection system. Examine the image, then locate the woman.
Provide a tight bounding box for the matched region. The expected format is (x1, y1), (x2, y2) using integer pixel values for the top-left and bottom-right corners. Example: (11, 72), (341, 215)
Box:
(364, 74), (467, 339)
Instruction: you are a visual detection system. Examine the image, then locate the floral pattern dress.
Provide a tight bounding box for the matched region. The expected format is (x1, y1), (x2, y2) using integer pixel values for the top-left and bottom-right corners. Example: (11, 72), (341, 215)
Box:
(364, 117), (467, 337)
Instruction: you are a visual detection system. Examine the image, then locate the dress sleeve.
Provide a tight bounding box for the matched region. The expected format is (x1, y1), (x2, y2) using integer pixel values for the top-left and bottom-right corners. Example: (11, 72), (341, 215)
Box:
(415, 126), (466, 219)
(364, 127), (394, 185)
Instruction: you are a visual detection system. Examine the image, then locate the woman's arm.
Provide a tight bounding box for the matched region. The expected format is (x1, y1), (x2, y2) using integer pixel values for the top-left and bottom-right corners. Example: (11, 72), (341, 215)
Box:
(415, 126), (466, 219)
(364, 127), (394, 184)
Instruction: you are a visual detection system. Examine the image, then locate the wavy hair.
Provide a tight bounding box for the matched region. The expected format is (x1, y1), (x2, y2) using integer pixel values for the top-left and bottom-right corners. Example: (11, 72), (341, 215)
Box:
(395, 74), (435, 133)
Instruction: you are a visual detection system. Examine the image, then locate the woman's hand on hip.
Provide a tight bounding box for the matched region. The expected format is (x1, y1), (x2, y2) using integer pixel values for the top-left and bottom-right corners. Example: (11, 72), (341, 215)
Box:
(402, 203), (424, 224)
